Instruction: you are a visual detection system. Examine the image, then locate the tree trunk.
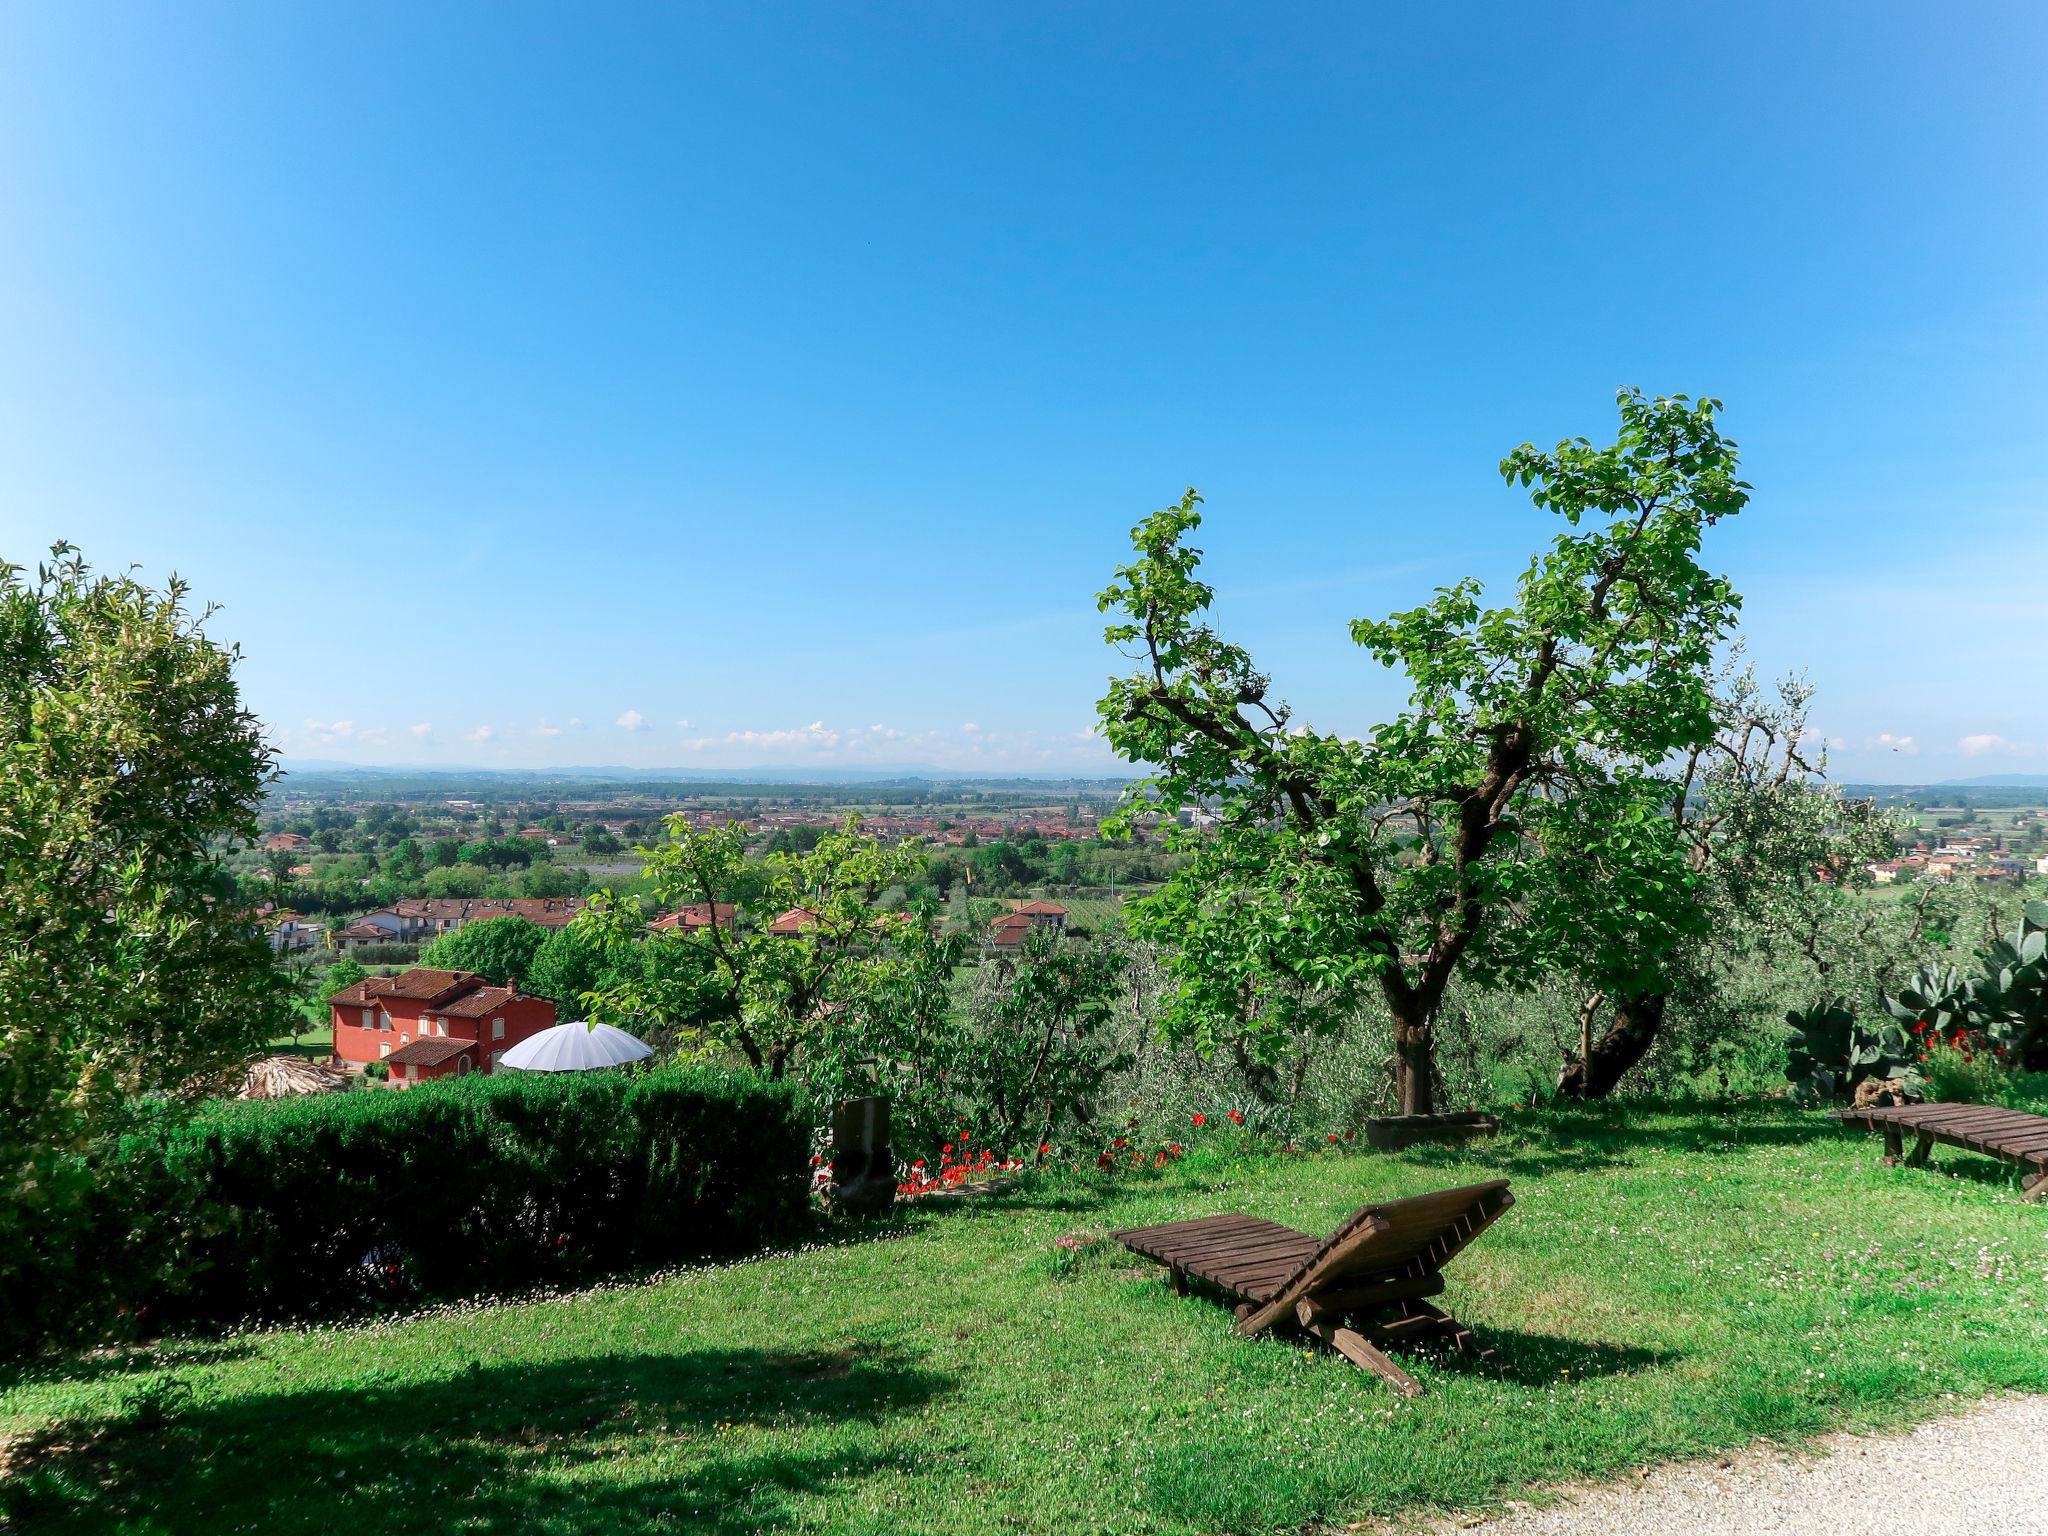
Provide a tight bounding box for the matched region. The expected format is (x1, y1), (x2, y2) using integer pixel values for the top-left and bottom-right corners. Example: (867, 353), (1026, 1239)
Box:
(1393, 1012), (1436, 1116)
(1555, 992), (1667, 1100)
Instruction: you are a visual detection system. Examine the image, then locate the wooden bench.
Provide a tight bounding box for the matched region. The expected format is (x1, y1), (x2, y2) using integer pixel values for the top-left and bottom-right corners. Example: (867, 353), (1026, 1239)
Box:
(1114, 1179), (1512, 1396)
(1832, 1101), (2048, 1201)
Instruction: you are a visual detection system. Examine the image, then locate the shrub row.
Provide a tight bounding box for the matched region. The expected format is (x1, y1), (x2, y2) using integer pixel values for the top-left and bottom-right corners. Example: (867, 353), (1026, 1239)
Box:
(5, 1066), (809, 1353)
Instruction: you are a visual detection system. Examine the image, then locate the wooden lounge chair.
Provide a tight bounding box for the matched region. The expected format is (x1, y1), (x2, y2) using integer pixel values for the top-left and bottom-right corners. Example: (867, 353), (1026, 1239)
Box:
(1114, 1179), (1512, 1397)
(1832, 1101), (2048, 1201)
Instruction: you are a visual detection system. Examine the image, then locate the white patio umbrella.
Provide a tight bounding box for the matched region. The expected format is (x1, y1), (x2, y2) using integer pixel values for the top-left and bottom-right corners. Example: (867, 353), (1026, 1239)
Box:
(497, 1020), (654, 1073)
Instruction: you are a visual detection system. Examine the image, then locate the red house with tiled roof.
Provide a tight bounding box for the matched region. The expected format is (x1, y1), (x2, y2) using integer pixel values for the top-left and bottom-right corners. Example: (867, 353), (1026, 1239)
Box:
(987, 912), (1035, 951)
(1007, 900), (1070, 928)
(767, 906), (821, 937)
(328, 967), (557, 1086)
(649, 902), (736, 933)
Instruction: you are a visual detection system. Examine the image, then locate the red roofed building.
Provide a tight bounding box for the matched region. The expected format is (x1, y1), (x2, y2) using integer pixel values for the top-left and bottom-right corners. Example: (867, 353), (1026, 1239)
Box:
(328, 967), (557, 1085)
(987, 912), (1035, 951)
(1007, 900), (1070, 929)
(767, 906), (821, 937)
(649, 902), (736, 933)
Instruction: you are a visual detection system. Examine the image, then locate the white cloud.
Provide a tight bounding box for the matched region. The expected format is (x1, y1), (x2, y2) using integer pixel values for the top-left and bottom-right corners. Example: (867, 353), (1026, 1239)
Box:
(675, 718), (691, 730)
(532, 723), (563, 738)
(466, 725), (496, 743)
(1864, 732), (1918, 755)
(409, 722), (433, 739)
(961, 722), (981, 733)
(616, 709), (648, 732)
(568, 717), (587, 731)
(1960, 733), (2010, 757)
(303, 718), (387, 748)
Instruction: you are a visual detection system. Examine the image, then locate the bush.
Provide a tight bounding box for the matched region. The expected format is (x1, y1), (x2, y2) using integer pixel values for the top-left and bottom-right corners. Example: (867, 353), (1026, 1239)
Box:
(346, 942), (419, 965)
(2, 1066), (808, 1353)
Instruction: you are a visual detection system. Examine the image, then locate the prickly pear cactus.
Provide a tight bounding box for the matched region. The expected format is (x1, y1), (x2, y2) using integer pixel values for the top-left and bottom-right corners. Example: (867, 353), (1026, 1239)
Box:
(1786, 998), (1913, 1103)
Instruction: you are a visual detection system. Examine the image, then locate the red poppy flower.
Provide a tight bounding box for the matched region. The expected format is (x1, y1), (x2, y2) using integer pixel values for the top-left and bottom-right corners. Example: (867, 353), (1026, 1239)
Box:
(1327, 1134), (1339, 1143)
(1192, 1113), (1207, 1127)
(1226, 1110), (1244, 1124)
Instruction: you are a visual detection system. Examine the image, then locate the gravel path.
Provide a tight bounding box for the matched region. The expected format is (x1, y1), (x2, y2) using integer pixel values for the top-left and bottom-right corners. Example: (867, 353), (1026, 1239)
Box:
(1399, 1395), (2048, 1536)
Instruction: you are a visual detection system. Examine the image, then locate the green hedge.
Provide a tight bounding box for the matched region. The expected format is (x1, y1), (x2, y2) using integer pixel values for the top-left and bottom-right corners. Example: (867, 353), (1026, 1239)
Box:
(5, 1067), (809, 1351)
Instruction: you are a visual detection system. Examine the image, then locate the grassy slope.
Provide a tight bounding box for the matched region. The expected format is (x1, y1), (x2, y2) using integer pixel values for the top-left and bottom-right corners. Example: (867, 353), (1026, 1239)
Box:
(5, 1103), (2048, 1535)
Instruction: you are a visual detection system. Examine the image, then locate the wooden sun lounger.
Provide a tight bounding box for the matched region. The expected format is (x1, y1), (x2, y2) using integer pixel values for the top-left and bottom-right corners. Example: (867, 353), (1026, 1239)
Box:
(1113, 1179), (1513, 1397)
(1832, 1101), (2048, 1201)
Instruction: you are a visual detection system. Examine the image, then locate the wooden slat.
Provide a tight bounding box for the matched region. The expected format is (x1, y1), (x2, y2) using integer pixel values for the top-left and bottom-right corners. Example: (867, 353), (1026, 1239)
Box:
(1838, 1101), (2048, 1185)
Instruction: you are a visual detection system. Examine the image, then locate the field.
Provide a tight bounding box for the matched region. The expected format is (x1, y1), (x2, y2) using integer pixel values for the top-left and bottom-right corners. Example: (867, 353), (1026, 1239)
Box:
(7, 1101), (2048, 1534)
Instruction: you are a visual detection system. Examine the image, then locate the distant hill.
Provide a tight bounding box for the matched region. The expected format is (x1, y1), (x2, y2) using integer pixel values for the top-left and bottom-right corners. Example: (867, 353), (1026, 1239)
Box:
(1935, 773), (2048, 788)
(273, 760), (1138, 790)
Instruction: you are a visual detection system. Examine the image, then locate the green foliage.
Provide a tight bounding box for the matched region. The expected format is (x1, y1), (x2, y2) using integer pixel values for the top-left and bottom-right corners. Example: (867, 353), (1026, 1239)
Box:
(1095, 391), (1747, 1112)
(0, 544), (294, 1346)
(0, 1066), (806, 1351)
(524, 921), (626, 1013)
(322, 958), (369, 998)
(1882, 901), (2048, 1075)
(12, 1103), (2048, 1535)
(419, 916), (551, 986)
(957, 927), (1135, 1154)
(1782, 999), (1912, 1102)
(579, 816), (931, 1078)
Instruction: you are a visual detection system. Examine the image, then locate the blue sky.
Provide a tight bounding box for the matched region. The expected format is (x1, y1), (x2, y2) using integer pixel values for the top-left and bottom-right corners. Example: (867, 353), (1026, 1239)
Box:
(2, 3), (2043, 781)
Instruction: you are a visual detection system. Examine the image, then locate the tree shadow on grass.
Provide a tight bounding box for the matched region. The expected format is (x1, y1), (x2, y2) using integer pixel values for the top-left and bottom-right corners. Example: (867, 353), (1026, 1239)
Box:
(1442, 1112), (1835, 1180)
(2, 1343), (952, 1536)
(0, 1340), (256, 1394)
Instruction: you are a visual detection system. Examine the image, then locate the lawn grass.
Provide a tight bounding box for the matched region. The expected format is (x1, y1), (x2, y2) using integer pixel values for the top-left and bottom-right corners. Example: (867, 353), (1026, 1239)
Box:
(5, 1102), (2048, 1534)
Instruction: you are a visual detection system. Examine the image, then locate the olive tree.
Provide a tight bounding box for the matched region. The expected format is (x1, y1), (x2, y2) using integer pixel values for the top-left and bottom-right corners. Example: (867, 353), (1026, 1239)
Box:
(1554, 666), (1903, 1097)
(1097, 390), (1749, 1114)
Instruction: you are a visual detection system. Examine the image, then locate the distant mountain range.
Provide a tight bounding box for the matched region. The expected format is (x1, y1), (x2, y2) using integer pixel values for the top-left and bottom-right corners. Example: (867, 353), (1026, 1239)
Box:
(1934, 773), (2048, 788)
(274, 759), (1138, 787)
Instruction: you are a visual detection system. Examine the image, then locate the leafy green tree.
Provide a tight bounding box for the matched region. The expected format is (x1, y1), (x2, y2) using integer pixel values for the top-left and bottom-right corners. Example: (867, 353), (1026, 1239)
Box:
(322, 957), (369, 997)
(384, 837), (425, 887)
(431, 838), (461, 868)
(525, 922), (611, 1013)
(422, 863), (491, 898)
(578, 816), (930, 1076)
(0, 544), (294, 1334)
(419, 916), (550, 987)
(1097, 391), (1749, 1114)
(513, 861), (584, 899)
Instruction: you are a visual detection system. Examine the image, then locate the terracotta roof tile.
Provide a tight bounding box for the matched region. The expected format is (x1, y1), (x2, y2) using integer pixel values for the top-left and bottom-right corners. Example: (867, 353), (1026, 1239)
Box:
(386, 1037), (478, 1067)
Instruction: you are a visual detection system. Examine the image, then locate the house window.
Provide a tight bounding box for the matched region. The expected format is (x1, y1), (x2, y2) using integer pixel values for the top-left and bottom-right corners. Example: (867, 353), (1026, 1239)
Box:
(489, 1050), (503, 1072)
(379, 1042), (391, 1058)
(491, 1018), (505, 1040)
(456, 1056), (472, 1076)
(361, 1007), (372, 1029)
(404, 1064), (417, 1081)
(379, 1010), (392, 1031)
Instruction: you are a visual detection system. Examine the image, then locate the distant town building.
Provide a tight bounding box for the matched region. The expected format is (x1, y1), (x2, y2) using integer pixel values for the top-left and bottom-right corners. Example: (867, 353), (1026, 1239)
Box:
(767, 906), (821, 937)
(263, 832), (309, 852)
(649, 902), (736, 933)
(357, 898), (586, 942)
